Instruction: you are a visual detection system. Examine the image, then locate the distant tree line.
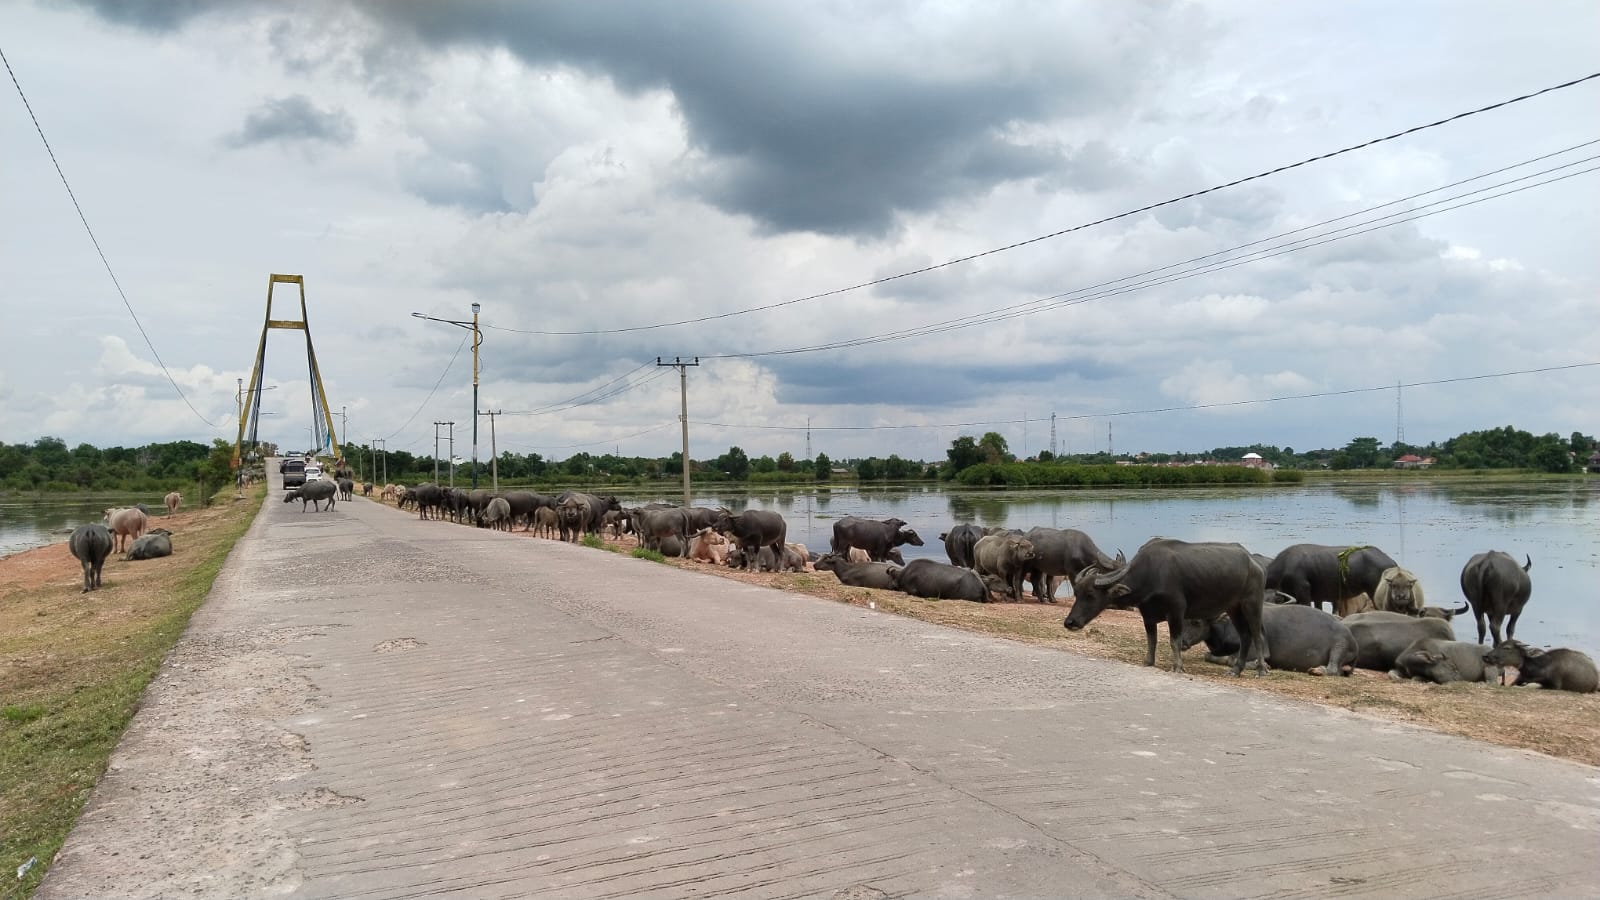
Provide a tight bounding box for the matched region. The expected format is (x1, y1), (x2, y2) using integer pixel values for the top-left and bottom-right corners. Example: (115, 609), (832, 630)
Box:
(0, 436), (240, 493)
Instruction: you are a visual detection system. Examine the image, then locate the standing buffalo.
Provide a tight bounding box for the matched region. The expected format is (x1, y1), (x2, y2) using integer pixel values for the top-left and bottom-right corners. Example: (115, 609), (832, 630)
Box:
(940, 524), (984, 568)
(411, 483), (444, 519)
(337, 478), (355, 502)
(69, 523), (113, 592)
(1342, 611), (1455, 672)
(1483, 640), (1597, 693)
(895, 558), (992, 602)
(1460, 551), (1533, 646)
(972, 533), (1037, 603)
(1022, 526), (1117, 604)
(1372, 566), (1425, 615)
(1065, 539), (1269, 677)
(712, 508), (787, 571)
(103, 507), (149, 554)
(830, 517), (923, 562)
(557, 491), (622, 535)
(1264, 544), (1399, 617)
(163, 491), (182, 516)
(284, 480), (337, 511)
(481, 497), (512, 530)
(556, 496), (589, 542)
(633, 506), (692, 555)
(1182, 601), (1357, 676)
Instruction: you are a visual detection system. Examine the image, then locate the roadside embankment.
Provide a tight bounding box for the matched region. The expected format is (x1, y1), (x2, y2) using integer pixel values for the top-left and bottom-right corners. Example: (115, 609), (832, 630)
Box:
(0, 487), (262, 897)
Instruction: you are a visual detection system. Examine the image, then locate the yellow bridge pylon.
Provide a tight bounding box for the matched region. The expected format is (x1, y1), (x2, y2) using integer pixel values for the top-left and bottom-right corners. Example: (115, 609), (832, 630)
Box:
(234, 274), (341, 468)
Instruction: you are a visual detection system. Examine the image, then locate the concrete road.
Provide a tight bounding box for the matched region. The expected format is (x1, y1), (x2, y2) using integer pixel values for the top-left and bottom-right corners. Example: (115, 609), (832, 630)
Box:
(40, 480), (1600, 899)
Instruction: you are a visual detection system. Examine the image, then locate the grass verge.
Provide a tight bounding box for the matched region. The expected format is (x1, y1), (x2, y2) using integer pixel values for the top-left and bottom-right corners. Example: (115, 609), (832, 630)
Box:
(0, 487), (262, 898)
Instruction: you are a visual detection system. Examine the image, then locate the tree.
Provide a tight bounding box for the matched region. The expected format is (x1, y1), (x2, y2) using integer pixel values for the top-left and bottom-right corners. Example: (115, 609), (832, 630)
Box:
(1530, 435), (1574, 473)
(856, 457), (881, 480)
(978, 431), (1012, 464)
(814, 452), (831, 481)
(1036, 449), (1054, 462)
(1341, 437), (1381, 469)
(753, 454), (778, 474)
(777, 451), (795, 472)
(946, 436), (984, 474)
(883, 454), (915, 479)
(716, 446), (750, 479)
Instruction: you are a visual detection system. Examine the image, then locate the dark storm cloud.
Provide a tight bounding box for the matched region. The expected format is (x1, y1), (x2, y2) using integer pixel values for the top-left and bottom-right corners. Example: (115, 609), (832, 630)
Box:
(351, 1), (1191, 235)
(225, 95), (356, 149)
(767, 356), (1124, 407)
(70, 0), (223, 31)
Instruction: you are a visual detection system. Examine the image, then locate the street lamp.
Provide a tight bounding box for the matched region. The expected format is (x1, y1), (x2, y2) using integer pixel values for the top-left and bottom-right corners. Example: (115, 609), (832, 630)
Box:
(412, 303), (482, 488)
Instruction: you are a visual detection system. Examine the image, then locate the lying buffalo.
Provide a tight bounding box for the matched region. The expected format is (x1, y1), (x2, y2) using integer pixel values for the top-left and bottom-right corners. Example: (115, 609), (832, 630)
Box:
(69, 523), (113, 593)
(815, 553), (901, 590)
(126, 532), (172, 561)
(1066, 538), (1268, 677)
(1265, 544), (1399, 617)
(831, 516), (923, 562)
(1483, 640), (1597, 693)
(895, 558), (992, 602)
(1342, 611), (1454, 672)
(1182, 601), (1356, 676)
(1460, 551), (1533, 646)
(1420, 602), (1471, 620)
(1390, 638), (1502, 685)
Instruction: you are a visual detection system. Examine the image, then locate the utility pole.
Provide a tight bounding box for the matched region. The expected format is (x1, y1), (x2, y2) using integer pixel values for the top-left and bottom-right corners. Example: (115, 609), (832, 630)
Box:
(339, 405), (347, 466)
(657, 356), (699, 508)
(1108, 422), (1114, 457)
(447, 421), (457, 488)
(806, 416), (812, 461)
(1395, 379), (1405, 448)
(412, 303), (482, 488)
(374, 438), (387, 484)
(433, 422), (444, 483)
(482, 410), (502, 491)
(1050, 412), (1057, 459)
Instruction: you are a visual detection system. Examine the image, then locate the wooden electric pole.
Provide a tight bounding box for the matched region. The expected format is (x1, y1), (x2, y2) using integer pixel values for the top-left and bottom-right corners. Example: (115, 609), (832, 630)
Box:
(657, 357), (700, 508)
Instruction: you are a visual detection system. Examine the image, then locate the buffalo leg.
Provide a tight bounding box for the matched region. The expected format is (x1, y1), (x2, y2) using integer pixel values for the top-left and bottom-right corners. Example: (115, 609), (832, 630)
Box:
(1165, 611), (1185, 674)
(1140, 612), (1160, 668)
(1506, 608), (1523, 642)
(1489, 614), (1505, 648)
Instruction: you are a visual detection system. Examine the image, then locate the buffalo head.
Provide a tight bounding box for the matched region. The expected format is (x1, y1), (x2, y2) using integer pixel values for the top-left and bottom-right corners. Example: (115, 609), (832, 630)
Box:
(896, 527), (925, 547)
(1063, 551), (1127, 631)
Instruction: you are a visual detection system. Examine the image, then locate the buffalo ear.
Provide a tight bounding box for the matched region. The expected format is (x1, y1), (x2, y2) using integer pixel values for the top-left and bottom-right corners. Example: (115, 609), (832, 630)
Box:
(1108, 583), (1133, 599)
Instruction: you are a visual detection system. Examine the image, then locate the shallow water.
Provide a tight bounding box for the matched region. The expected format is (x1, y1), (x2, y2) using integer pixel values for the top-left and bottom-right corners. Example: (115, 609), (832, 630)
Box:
(0, 494), (175, 557)
(626, 479), (1600, 657)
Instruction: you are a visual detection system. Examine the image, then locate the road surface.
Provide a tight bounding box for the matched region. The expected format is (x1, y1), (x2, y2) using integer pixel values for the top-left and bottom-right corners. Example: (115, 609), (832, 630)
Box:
(39, 479), (1600, 898)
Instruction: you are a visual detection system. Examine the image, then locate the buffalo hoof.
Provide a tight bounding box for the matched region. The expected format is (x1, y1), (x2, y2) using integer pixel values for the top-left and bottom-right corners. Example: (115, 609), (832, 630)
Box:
(1309, 666), (1326, 676)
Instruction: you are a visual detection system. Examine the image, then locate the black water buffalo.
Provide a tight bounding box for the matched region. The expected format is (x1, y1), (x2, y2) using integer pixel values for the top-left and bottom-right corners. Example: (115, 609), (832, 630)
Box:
(1342, 611), (1455, 672)
(126, 532), (173, 561)
(284, 480), (337, 511)
(815, 553), (901, 590)
(633, 506), (693, 555)
(895, 558), (991, 602)
(337, 477), (355, 501)
(940, 524), (984, 568)
(684, 507), (722, 533)
(1182, 601), (1357, 676)
(501, 491), (554, 530)
(412, 483), (444, 519)
(1023, 526), (1117, 604)
(556, 496), (589, 542)
(1065, 538), (1268, 676)
(1483, 640), (1597, 693)
(713, 508), (787, 570)
(1460, 551), (1533, 646)
(1264, 543), (1399, 617)
(972, 533), (1037, 603)
(1391, 638), (1502, 685)
(831, 516), (923, 562)
(69, 523), (113, 592)
(557, 492), (622, 535)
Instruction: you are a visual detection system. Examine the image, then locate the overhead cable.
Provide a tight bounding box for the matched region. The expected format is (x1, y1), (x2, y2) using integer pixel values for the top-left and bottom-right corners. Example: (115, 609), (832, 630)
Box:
(382, 333), (469, 440)
(472, 71), (1600, 337)
(2, 45), (217, 427)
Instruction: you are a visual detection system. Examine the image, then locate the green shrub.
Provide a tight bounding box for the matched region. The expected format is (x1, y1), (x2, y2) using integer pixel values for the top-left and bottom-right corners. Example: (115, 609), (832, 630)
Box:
(580, 533), (606, 550)
(630, 547), (666, 563)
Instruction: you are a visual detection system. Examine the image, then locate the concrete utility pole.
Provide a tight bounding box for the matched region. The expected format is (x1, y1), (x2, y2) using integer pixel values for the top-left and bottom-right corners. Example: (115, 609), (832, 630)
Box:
(412, 303), (483, 488)
(447, 422), (457, 488)
(373, 439), (387, 485)
(1050, 412), (1057, 459)
(433, 422), (444, 483)
(657, 357), (699, 508)
(482, 410), (502, 491)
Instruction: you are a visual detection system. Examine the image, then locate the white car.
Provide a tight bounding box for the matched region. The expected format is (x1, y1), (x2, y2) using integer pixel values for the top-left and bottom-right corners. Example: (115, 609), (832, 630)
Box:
(304, 464), (323, 483)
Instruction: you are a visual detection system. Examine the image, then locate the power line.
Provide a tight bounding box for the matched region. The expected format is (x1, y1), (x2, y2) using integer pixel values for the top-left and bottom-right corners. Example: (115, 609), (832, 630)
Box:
(2, 44), (217, 427)
(498, 361), (655, 416)
(383, 333), (469, 440)
(498, 366), (675, 417)
(705, 156), (1600, 359)
(690, 361), (1600, 432)
(469, 71), (1600, 338)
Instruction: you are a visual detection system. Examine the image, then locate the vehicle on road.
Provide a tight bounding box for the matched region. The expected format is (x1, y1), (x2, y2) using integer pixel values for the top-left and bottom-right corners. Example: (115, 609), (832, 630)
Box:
(305, 464), (323, 483)
(282, 458), (306, 488)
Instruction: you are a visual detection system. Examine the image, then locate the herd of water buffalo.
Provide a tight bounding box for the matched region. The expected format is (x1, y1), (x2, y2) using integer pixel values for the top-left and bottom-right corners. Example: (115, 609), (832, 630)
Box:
(65, 493), (183, 593)
(358, 481), (1596, 694)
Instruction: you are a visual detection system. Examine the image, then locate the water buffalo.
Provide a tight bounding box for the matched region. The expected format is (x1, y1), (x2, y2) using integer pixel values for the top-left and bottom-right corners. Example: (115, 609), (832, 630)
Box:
(1065, 539), (1268, 676)
(69, 523), (113, 592)
(284, 479), (337, 511)
(712, 508), (787, 571)
(1023, 526), (1117, 604)
(126, 532), (173, 561)
(1420, 602), (1471, 620)
(687, 527), (729, 565)
(633, 506), (691, 555)
(846, 546), (904, 565)
(815, 553), (901, 590)
(763, 543), (807, 573)
(102, 507), (149, 554)
(1342, 611), (1455, 672)
(972, 533), (1037, 603)
(1483, 640), (1597, 693)
(895, 558), (992, 602)
(481, 497), (512, 530)
(940, 524), (984, 568)
(163, 491), (182, 516)
(557, 497), (588, 542)
(1264, 544), (1400, 617)
(1460, 551), (1533, 646)
(658, 534), (684, 557)
(1391, 638), (1502, 685)
(411, 483), (444, 519)
(831, 516), (923, 562)
(337, 478), (355, 502)
(1182, 601), (1357, 675)
(361, 482), (373, 497)
(558, 491), (622, 535)
(533, 506), (559, 539)
(1372, 566), (1425, 616)
(785, 543), (813, 572)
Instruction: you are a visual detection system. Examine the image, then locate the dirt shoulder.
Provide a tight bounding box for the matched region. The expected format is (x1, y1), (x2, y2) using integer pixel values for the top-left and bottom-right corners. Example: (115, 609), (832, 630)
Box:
(1, 490), (263, 897)
(373, 488), (1598, 767)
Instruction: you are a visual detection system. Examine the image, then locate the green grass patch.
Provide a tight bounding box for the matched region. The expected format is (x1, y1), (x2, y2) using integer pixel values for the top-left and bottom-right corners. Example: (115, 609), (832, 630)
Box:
(0, 486), (261, 898)
(630, 547), (666, 563)
(580, 533), (610, 551)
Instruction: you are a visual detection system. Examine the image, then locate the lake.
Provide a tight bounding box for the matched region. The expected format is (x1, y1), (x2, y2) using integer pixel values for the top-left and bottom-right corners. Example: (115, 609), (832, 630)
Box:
(6, 480), (1595, 657)
(626, 479), (1600, 657)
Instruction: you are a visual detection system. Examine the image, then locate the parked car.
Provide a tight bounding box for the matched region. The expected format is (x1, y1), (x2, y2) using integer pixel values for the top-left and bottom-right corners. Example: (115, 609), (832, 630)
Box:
(282, 458), (306, 488)
(304, 464), (323, 483)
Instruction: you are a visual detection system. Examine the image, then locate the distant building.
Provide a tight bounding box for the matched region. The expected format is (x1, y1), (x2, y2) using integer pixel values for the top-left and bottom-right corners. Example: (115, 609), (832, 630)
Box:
(1239, 452), (1271, 469)
(1393, 454), (1434, 470)
(1588, 450), (1600, 473)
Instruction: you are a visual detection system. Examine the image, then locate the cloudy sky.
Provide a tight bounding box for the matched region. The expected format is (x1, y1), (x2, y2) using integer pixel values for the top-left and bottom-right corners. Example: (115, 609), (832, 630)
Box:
(2, 1), (1597, 463)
